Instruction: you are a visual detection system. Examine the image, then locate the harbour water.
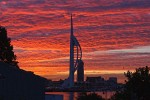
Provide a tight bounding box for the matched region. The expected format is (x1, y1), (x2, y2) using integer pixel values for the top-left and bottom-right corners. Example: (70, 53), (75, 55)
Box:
(45, 92), (115, 100)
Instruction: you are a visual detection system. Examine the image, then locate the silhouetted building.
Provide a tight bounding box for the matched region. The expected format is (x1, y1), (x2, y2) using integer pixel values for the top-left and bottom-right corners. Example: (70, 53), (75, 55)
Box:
(85, 76), (119, 91)
(62, 14), (84, 88)
(0, 62), (45, 100)
(108, 77), (117, 84)
(77, 60), (84, 82)
(86, 76), (104, 83)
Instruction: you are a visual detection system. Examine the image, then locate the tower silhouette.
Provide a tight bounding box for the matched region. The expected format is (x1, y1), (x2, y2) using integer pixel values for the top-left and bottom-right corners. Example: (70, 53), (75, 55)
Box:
(62, 14), (84, 87)
(77, 60), (84, 82)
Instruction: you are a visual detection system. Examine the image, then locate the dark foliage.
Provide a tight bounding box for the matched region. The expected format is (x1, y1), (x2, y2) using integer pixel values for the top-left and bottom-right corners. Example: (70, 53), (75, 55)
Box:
(0, 26), (19, 68)
(110, 66), (150, 100)
(77, 92), (105, 100)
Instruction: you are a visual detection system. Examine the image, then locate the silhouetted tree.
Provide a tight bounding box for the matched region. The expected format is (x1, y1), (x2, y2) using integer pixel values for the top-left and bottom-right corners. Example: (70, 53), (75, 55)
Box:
(77, 92), (105, 100)
(0, 26), (19, 68)
(110, 66), (150, 100)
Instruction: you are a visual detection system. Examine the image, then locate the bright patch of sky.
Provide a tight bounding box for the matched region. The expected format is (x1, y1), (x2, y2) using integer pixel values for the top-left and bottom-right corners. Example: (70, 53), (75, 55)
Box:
(87, 45), (150, 56)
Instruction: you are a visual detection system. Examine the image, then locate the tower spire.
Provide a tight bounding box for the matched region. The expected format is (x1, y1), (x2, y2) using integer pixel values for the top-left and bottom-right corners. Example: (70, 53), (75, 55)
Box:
(69, 14), (74, 87)
(71, 14), (73, 36)
(62, 14), (84, 88)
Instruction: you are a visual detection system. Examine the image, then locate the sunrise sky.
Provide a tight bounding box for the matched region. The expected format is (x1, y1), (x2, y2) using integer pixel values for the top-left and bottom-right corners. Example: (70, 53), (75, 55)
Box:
(0, 0), (150, 82)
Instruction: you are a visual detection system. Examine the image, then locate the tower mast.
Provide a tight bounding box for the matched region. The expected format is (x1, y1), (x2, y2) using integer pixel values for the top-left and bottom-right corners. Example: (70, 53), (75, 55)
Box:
(62, 14), (83, 88)
(69, 14), (74, 87)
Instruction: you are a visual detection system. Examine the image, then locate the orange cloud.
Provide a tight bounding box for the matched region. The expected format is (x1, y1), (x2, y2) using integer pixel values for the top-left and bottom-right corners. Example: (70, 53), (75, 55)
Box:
(0, 0), (150, 82)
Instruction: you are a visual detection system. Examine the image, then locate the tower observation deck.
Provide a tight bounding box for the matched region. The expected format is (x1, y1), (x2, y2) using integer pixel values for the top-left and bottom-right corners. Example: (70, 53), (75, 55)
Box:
(62, 14), (84, 88)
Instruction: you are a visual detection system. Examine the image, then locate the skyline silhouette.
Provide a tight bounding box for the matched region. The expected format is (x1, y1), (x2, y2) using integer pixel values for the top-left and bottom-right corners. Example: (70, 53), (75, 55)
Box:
(0, 0), (150, 83)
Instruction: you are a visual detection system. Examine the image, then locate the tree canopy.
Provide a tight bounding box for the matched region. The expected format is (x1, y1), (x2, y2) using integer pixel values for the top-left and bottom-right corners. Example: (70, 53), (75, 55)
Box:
(0, 26), (19, 68)
(110, 66), (150, 100)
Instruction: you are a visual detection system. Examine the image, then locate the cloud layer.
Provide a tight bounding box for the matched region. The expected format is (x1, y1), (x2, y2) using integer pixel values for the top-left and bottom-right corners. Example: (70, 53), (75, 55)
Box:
(0, 0), (150, 81)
